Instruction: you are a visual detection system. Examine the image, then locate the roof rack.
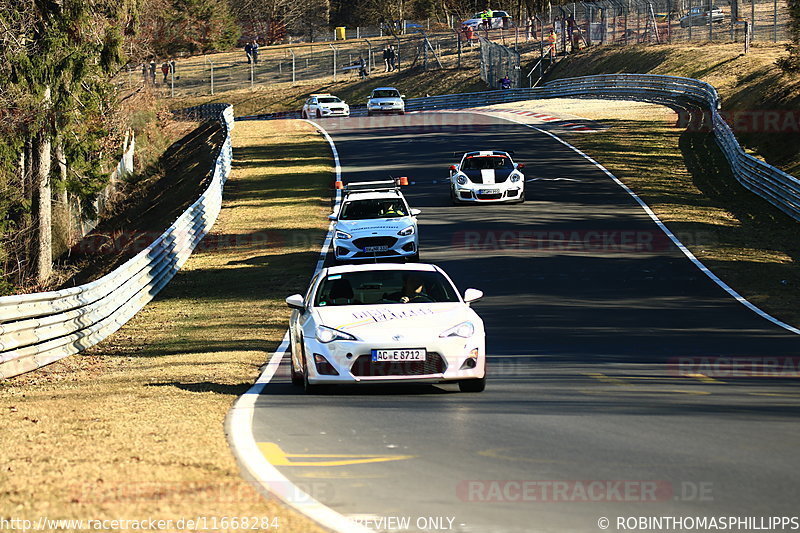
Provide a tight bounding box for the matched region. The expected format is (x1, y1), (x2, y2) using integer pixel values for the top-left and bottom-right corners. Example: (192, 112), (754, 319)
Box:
(335, 177), (409, 193)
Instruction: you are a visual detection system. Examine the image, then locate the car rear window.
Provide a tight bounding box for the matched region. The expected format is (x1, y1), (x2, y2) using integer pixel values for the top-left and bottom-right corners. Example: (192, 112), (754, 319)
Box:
(315, 270), (460, 306)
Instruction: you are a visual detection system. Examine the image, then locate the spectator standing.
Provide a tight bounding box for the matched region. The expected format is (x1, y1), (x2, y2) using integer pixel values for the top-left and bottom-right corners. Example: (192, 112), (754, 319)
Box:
(251, 40), (259, 64)
(161, 62), (170, 83)
(387, 45), (396, 71)
(547, 29), (557, 59)
(382, 46), (391, 71)
(244, 42), (253, 64)
(141, 63), (149, 84)
(148, 60), (157, 83)
(357, 56), (367, 79)
(499, 75), (511, 89)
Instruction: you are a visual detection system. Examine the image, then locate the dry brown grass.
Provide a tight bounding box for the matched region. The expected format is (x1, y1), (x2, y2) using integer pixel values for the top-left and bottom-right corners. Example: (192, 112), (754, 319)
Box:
(0, 120), (331, 532)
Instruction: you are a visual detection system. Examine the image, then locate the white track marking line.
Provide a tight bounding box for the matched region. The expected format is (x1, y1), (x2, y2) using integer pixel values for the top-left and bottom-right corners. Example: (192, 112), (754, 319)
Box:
(485, 112), (800, 335)
(225, 120), (368, 533)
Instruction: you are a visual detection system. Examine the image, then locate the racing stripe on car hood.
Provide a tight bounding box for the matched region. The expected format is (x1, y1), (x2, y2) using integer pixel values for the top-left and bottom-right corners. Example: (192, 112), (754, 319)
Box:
(480, 169), (495, 184)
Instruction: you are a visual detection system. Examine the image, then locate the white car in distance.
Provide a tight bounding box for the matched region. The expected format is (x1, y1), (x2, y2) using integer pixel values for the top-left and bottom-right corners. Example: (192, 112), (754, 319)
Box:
(331, 179), (420, 263)
(285, 263), (486, 393)
(449, 150), (526, 204)
(302, 94), (350, 119)
(367, 87), (405, 116)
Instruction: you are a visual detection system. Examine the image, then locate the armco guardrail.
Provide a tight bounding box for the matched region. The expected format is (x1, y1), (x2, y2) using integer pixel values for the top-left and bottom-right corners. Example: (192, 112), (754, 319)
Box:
(0, 104), (234, 379)
(403, 74), (800, 221)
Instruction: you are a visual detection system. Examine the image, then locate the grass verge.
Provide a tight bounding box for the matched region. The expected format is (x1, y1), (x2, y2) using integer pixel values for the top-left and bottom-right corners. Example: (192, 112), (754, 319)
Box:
(550, 100), (800, 327)
(0, 120), (331, 532)
(546, 43), (800, 178)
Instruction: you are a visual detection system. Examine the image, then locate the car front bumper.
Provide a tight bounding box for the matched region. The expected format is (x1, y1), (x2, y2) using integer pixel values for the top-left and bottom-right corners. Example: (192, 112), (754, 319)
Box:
(333, 234), (417, 261)
(454, 185), (524, 202)
(303, 335), (486, 385)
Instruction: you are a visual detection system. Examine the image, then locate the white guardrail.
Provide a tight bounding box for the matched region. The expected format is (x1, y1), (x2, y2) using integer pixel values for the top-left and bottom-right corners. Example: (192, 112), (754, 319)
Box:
(405, 74), (800, 222)
(0, 104), (234, 379)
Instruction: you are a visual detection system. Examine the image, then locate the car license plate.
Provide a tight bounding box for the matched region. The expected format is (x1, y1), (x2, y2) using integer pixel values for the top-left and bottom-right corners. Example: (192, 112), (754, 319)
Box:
(363, 245), (389, 252)
(480, 189), (500, 194)
(371, 349), (426, 362)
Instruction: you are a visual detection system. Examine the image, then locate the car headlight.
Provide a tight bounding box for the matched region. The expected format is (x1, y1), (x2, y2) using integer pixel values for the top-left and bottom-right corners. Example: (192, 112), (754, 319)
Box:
(439, 321), (475, 339)
(316, 325), (357, 343)
(397, 226), (415, 236)
(510, 174), (521, 183)
(335, 230), (352, 240)
(456, 175), (468, 186)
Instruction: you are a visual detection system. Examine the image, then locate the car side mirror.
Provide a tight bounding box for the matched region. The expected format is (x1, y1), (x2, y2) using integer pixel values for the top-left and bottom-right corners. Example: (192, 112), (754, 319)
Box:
(516, 163), (525, 169)
(400, 95), (406, 99)
(286, 294), (305, 311)
(449, 165), (457, 171)
(410, 208), (421, 216)
(463, 288), (483, 304)
(328, 214), (338, 221)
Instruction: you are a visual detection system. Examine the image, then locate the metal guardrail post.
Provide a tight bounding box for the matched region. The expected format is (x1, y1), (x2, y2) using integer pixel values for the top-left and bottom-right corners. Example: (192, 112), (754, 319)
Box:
(328, 43), (337, 82)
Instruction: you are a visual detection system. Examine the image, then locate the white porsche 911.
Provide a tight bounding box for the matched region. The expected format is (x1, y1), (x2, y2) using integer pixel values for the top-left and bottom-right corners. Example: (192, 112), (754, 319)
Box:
(449, 150), (525, 204)
(285, 263), (486, 393)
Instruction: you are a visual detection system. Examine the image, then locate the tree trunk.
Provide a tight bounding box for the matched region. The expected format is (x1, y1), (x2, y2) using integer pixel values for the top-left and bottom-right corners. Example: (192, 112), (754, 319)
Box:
(33, 87), (53, 285)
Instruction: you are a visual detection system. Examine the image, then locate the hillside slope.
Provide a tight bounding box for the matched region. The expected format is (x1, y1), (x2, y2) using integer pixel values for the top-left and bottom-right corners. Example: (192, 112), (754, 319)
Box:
(544, 43), (800, 178)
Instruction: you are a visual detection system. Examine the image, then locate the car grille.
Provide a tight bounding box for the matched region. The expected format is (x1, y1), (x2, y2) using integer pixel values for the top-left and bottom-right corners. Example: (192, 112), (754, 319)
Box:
(353, 236), (398, 249)
(353, 250), (400, 258)
(350, 352), (447, 377)
(476, 192), (503, 200)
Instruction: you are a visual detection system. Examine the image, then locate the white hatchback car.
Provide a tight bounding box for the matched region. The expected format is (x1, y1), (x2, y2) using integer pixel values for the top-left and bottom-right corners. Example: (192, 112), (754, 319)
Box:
(286, 263), (486, 393)
(331, 180), (420, 262)
(449, 150), (525, 204)
(367, 87), (405, 116)
(302, 94), (350, 119)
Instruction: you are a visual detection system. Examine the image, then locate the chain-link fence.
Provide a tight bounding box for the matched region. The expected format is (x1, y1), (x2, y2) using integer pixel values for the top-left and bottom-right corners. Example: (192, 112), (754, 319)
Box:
(479, 37), (522, 89)
(124, 30), (470, 97)
(517, 0), (790, 46)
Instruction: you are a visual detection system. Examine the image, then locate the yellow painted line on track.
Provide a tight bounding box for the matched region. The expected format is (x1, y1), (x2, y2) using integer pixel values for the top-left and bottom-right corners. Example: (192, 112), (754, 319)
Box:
(258, 442), (414, 467)
(583, 372), (632, 386)
(685, 372), (724, 384)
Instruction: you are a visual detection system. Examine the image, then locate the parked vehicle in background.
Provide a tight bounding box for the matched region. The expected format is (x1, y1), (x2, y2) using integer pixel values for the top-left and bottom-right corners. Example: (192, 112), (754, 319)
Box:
(461, 10), (514, 30)
(679, 6), (725, 26)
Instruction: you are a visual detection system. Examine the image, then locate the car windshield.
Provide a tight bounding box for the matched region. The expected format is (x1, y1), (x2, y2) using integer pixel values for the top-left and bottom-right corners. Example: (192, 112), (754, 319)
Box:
(340, 199), (408, 220)
(315, 270), (460, 306)
(372, 90), (400, 98)
(462, 156), (514, 170)
(318, 97), (341, 104)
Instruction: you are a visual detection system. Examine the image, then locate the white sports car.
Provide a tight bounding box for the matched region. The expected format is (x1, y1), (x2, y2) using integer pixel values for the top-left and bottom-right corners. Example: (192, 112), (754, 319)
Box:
(285, 263), (486, 393)
(331, 180), (420, 262)
(449, 150), (525, 204)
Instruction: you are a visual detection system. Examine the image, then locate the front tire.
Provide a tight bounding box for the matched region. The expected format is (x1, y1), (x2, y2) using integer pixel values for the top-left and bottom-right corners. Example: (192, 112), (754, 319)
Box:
(316, 110), (322, 119)
(459, 377), (486, 393)
(289, 334), (303, 386)
(303, 352), (324, 394)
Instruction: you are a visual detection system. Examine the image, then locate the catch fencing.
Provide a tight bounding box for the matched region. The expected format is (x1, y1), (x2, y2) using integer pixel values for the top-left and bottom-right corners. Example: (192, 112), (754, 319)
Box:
(479, 37), (522, 89)
(0, 104), (233, 379)
(520, 0), (790, 48)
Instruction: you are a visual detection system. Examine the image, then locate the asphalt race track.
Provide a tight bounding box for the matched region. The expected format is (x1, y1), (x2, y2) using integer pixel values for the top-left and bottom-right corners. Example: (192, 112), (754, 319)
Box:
(251, 113), (800, 533)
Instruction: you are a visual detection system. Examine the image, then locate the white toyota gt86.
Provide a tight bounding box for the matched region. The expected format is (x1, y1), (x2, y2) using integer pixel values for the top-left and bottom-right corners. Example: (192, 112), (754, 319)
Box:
(285, 263), (486, 393)
(449, 150), (525, 204)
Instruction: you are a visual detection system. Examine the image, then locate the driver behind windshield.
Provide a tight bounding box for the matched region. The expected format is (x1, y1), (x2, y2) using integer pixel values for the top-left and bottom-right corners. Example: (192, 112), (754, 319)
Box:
(387, 274), (429, 303)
